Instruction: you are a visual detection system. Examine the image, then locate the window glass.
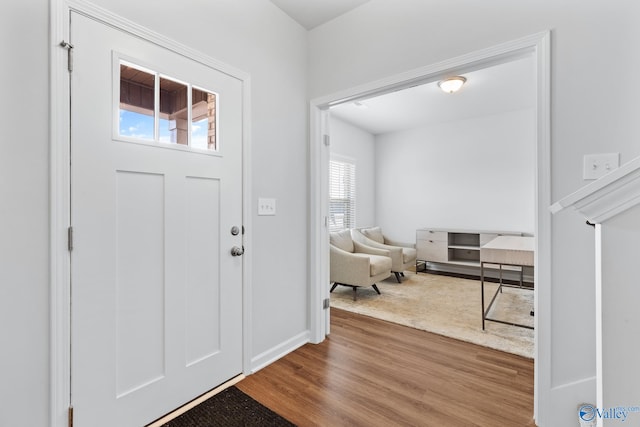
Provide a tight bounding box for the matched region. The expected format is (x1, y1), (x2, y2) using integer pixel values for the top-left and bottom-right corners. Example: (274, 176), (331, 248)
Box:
(119, 64), (155, 141)
(329, 159), (356, 232)
(159, 77), (189, 145)
(192, 88), (217, 150)
(118, 60), (218, 151)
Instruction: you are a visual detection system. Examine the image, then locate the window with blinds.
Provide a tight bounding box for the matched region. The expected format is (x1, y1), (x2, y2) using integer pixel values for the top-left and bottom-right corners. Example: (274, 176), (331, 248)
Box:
(329, 158), (356, 232)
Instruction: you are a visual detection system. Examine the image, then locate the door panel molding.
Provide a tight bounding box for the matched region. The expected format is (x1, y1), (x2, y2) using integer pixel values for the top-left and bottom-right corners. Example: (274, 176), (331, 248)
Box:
(49, 1), (252, 426)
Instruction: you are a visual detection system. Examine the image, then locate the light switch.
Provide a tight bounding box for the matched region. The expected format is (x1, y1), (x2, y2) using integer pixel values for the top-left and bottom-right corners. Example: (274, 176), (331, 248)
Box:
(583, 153), (619, 180)
(258, 198), (276, 216)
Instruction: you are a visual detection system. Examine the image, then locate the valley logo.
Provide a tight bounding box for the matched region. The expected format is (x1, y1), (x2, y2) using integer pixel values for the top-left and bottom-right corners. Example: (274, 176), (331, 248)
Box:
(579, 404), (640, 424)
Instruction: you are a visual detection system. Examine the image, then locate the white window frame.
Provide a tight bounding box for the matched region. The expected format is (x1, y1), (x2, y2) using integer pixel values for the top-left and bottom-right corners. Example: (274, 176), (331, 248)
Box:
(114, 55), (220, 155)
(329, 155), (356, 233)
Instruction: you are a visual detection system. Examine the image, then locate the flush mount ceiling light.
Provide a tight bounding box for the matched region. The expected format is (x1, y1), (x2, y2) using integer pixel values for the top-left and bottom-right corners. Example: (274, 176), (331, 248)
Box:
(438, 76), (467, 94)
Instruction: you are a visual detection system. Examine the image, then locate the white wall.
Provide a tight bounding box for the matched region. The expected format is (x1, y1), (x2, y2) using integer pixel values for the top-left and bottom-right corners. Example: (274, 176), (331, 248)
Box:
(376, 109), (535, 242)
(330, 117), (377, 228)
(309, 1), (640, 425)
(601, 204), (640, 414)
(0, 2), (50, 427)
(1, 1), (309, 425)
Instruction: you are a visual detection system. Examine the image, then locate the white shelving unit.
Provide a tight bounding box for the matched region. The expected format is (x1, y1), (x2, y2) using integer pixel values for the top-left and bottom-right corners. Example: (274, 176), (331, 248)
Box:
(416, 228), (523, 273)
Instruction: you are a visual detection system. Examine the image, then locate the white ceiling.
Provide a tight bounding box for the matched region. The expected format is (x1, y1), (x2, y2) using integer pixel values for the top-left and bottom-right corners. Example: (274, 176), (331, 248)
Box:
(269, 0), (371, 30)
(268, 1), (535, 135)
(330, 55), (536, 135)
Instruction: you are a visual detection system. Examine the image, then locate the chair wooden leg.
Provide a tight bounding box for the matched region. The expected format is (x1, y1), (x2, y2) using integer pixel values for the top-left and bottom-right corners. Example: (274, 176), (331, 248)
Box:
(372, 284), (381, 295)
(394, 272), (402, 283)
(352, 287), (357, 301)
(400, 272), (405, 277)
(330, 283), (338, 293)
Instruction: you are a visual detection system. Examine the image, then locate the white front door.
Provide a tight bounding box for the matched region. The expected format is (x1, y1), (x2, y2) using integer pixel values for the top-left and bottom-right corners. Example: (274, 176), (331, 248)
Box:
(70, 12), (244, 427)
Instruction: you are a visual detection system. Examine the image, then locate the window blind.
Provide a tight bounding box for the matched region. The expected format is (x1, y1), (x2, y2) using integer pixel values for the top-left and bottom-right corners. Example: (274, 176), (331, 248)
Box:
(329, 159), (356, 233)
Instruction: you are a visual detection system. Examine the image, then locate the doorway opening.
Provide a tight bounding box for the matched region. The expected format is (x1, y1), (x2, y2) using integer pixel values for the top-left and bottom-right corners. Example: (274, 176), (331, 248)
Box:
(309, 31), (551, 423)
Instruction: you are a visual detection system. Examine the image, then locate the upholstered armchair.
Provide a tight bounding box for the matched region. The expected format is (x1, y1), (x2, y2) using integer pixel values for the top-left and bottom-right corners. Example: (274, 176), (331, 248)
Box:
(329, 230), (392, 301)
(352, 227), (417, 283)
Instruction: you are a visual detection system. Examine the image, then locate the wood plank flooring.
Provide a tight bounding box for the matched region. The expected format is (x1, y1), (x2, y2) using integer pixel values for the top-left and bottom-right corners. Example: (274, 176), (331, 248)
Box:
(237, 308), (536, 427)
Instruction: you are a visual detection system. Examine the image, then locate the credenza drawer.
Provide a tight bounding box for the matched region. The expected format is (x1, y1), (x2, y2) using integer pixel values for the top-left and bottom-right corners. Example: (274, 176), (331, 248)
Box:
(416, 229), (447, 242)
(417, 240), (447, 262)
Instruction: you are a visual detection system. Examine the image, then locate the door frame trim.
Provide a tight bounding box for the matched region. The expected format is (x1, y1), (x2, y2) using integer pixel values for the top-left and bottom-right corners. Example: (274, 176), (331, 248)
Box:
(49, 1), (252, 426)
(308, 31), (551, 424)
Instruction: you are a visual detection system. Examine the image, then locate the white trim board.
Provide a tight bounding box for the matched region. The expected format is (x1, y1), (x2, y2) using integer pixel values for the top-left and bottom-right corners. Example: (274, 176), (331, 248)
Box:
(49, 1), (252, 426)
(309, 31), (551, 425)
(550, 155), (640, 223)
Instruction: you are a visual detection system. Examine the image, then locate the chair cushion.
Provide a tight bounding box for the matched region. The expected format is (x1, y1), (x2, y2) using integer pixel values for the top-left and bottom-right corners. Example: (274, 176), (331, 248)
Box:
(330, 230), (354, 253)
(362, 227), (385, 244)
(368, 254), (392, 276)
(403, 247), (417, 263)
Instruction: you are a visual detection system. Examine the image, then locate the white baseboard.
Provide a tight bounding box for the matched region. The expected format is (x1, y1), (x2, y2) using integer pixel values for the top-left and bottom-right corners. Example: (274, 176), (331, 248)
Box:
(249, 330), (310, 373)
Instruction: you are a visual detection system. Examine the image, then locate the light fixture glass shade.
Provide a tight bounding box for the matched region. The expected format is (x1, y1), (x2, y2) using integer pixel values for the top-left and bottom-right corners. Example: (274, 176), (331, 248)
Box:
(438, 76), (467, 93)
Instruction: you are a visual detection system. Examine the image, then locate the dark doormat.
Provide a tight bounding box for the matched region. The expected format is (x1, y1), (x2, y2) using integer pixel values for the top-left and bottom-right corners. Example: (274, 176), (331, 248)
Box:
(161, 386), (296, 427)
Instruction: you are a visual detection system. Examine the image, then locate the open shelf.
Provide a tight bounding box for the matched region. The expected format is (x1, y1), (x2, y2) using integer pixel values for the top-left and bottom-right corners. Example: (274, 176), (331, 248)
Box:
(416, 228), (525, 277)
(447, 260), (480, 267)
(448, 232), (480, 248)
(447, 244), (480, 250)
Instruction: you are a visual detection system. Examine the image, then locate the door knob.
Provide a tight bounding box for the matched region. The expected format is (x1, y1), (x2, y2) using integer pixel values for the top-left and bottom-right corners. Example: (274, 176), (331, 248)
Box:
(230, 246), (244, 257)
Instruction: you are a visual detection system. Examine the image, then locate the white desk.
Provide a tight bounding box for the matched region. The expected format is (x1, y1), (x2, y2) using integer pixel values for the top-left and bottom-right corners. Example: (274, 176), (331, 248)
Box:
(480, 236), (534, 330)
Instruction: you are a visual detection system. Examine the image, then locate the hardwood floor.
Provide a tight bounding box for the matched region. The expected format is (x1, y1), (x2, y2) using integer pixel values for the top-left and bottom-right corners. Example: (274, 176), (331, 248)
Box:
(236, 308), (536, 427)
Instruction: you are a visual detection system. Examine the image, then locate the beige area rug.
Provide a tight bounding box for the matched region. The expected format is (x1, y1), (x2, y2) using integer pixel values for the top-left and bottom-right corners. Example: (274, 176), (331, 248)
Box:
(330, 272), (534, 358)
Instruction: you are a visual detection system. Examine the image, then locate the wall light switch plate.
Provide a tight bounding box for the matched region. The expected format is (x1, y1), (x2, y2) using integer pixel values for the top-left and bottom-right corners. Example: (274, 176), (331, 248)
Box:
(583, 153), (619, 180)
(258, 198), (276, 216)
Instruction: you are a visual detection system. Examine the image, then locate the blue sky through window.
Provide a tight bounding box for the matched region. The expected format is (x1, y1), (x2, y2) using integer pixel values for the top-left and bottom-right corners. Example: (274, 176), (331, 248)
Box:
(191, 118), (208, 149)
(119, 110), (154, 140)
(120, 109), (210, 148)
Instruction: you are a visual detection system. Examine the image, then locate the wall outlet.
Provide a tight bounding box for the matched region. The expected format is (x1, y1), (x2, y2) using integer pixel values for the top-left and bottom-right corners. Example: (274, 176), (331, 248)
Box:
(583, 153), (619, 180)
(258, 198), (276, 216)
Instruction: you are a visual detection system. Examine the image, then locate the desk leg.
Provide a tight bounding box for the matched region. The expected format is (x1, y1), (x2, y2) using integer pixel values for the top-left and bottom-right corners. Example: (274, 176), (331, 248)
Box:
(520, 266), (524, 288)
(481, 262), (485, 330)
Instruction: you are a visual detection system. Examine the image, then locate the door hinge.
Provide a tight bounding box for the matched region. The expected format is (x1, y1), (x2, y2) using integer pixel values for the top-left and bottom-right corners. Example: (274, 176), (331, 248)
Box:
(67, 226), (73, 252)
(68, 406), (74, 427)
(323, 134), (330, 146)
(323, 298), (330, 309)
(60, 41), (74, 72)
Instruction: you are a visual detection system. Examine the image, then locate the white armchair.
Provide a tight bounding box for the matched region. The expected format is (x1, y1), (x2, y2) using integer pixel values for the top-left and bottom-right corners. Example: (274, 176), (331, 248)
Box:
(329, 230), (392, 301)
(352, 227), (417, 283)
